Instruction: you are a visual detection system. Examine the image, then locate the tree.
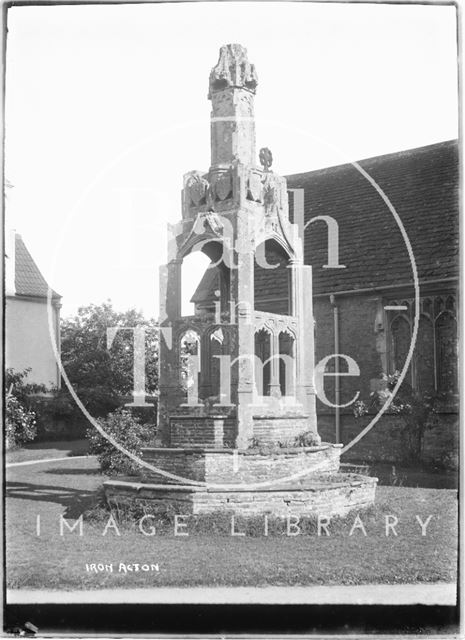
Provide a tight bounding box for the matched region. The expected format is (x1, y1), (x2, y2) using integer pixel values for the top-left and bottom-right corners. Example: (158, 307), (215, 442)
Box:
(60, 301), (158, 417)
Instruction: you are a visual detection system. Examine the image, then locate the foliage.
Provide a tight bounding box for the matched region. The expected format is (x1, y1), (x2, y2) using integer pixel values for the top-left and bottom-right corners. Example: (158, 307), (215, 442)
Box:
(5, 368), (41, 448)
(179, 330), (200, 393)
(5, 394), (37, 449)
(247, 430), (321, 454)
(5, 368), (47, 401)
(87, 408), (155, 476)
(5, 367), (85, 441)
(60, 301), (158, 418)
(293, 430), (322, 447)
(353, 371), (441, 462)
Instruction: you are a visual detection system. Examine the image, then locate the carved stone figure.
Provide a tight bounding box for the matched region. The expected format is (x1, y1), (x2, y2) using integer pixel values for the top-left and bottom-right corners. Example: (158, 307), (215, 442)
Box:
(211, 171), (233, 201)
(186, 174), (209, 206)
(262, 172), (280, 216)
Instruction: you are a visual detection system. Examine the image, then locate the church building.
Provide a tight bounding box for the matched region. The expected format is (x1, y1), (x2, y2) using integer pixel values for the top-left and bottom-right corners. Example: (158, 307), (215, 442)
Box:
(192, 139), (459, 468)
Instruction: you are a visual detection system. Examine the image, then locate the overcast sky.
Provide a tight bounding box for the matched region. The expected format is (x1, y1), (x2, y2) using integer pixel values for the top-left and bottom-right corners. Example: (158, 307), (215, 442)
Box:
(5, 2), (458, 318)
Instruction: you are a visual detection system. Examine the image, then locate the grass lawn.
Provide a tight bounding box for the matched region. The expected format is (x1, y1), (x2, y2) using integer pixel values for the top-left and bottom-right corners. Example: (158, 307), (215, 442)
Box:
(6, 455), (457, 590)
(355, 461), (458, 490)
(6, 439), (90, 464)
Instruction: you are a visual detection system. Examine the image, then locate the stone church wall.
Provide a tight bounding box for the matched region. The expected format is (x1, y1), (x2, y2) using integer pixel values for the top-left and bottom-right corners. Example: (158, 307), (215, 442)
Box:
(313, 293), (458, 469)
(314, 294), (384, 408)
(318, 412), (458, 469)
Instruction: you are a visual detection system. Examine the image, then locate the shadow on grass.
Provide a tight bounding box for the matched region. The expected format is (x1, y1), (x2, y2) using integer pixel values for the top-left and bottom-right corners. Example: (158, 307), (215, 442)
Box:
(22, 439), (90, 456)
(365, 463), (458, 489)
(42, 468), (103, 476)
(6, 480), (100, 518)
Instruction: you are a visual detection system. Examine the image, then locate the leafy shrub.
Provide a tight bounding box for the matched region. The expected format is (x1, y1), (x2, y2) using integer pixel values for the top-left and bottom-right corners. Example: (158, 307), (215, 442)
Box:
(293, 430), (322, 447)
(32, 388), (89, 441)
(354, 371), (441, 462)
(246, 430), (321, 455)
(5, 393), (37, 449)
(6, 368), (87, 441)
(71, 385), (122, 419)
(87, 408), (155, 476)
(4, 368), (45, 449)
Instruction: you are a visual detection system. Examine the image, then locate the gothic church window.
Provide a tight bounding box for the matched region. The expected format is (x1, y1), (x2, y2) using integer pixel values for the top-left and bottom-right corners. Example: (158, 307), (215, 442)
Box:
(436, 312), (458, 394)
(416, 316), (435, 393)
(387, 293), (457, 396)
(390, 315), (411, 380)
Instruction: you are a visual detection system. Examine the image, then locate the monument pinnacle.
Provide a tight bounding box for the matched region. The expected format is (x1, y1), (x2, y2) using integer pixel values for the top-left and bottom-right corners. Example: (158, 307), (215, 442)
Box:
(209, 44), (258, 167)
(208, 44), (258, 99)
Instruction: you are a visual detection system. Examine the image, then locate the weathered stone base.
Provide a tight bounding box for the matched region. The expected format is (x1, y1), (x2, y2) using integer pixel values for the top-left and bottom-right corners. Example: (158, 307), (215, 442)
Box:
(167, 410), (317, 448)
(141, 443), (343, 486)
(103, 473), (377, 517)
(252, 413), (317, 444)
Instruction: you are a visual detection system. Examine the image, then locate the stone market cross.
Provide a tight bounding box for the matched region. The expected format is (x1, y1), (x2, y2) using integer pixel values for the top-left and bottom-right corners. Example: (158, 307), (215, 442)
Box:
(158, 43), (318, 451)
(104, 44), (377, 516)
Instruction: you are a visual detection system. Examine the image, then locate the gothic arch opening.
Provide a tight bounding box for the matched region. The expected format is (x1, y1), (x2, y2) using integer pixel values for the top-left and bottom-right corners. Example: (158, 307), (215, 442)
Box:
(181, 251), (212, 316)
(254, 239), (291, 315)
(416, 315), (435, 393)
(203, 325), (229, 401)
(279, 331), (296, 397)
(254, 328), (271, 396)
(182, 241), (231, 318)
(390, 314), (412, 386)
(179, 329), (201, 400)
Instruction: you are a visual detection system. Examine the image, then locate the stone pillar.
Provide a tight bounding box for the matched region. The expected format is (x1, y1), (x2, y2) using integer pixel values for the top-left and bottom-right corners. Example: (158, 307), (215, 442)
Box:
(301, 266), (318, 434)
(209, 44), (258, 168)
(268, 329), (282, 399)
(206, 44), (260, 448)
(210, 89), (256, 167)
(291, 259), (304, 408)
(291, 260), (318, 433)
(160, 259), (182, 321)
(231, 209), (255, 449)
(158, 260), (182, 445)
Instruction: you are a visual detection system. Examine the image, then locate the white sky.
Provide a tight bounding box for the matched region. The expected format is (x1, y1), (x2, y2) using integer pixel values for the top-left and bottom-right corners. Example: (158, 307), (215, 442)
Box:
(5, 1), (458, 319)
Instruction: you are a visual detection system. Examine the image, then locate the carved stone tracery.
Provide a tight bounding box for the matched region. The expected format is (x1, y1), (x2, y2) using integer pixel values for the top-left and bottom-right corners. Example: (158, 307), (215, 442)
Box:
(254, 311), (298, 339)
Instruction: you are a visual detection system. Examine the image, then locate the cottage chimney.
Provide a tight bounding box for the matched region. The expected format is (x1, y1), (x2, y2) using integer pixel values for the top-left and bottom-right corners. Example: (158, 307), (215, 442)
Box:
(208, 44), (258, 168)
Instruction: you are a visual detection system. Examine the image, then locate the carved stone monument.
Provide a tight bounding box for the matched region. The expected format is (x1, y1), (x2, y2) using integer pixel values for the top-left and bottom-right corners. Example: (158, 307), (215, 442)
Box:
(104, 44), (377, 516)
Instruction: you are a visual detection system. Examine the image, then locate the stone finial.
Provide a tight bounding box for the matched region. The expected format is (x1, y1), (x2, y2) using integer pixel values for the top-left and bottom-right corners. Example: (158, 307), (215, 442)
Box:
(208, 44), (258, 99)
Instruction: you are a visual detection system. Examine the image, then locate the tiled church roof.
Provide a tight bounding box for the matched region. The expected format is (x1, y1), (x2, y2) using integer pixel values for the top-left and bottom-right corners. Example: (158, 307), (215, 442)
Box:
(13, 234), (61, 299)
(191, 140), (459, 304)
(191, 265), (219, 304)
(287, 139), (459, 294)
